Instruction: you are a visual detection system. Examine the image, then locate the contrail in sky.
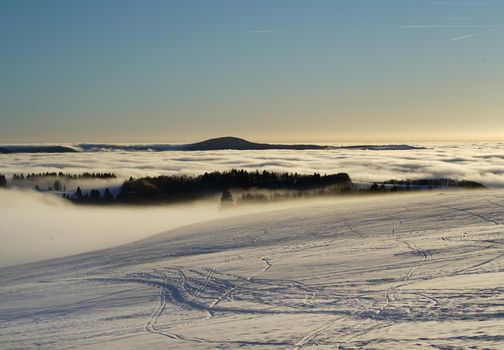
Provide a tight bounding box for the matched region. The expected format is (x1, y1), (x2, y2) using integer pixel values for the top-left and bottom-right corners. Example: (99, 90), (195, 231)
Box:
(399, 24), (504, 41)
(452, 26), (504, 40)
(433, 2), (488, 5)
(399, 24), (501, 28)
(247, 29), (284, 34)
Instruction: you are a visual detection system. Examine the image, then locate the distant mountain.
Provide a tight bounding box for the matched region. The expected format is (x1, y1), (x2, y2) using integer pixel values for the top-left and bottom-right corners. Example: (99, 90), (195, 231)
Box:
(1, 138), (326, 153)
(77, 144), (180, 152)
(0, 137), (427, 153)
(76, 137), (327, 152)
(336, 144), (427, 151)
(181, 137), (327, 151)
(0, 145), (77, 153)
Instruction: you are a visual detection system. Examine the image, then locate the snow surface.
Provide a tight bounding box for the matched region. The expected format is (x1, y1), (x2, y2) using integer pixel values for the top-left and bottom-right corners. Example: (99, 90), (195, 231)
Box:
(1, 190), (504, 349)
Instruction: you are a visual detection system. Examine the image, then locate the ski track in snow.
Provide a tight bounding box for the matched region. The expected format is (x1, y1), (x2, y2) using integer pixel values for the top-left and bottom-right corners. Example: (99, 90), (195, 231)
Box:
(1, 190), (504, 349)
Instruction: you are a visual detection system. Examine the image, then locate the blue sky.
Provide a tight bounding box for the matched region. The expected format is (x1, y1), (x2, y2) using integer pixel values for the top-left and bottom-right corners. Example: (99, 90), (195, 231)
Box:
(1, 0), (503, 142)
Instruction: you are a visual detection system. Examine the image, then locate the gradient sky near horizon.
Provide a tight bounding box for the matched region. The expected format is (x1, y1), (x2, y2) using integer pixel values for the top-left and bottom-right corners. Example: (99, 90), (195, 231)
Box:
(1, 0), (503, 143)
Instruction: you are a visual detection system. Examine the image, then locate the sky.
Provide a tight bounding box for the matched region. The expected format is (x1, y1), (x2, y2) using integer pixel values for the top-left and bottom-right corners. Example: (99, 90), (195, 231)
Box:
(0, 0), (503, 143)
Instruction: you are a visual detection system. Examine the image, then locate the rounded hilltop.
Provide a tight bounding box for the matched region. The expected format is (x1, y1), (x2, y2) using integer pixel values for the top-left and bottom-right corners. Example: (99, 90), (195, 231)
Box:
(183, 136), (327, 151)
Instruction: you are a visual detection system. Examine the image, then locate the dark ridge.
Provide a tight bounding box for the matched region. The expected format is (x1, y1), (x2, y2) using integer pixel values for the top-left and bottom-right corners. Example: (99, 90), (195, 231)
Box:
(0, 138), (427, 153)
(181, 136), (327, 151)
(336, 144), (427, 151)
(79, 137), (328, 152)
(77, 144), (181, 152)
(0, 145), (77, 153)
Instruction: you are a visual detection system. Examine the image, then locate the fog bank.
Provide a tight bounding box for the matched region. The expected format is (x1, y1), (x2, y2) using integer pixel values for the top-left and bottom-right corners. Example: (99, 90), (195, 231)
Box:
(0, 189), (328, 268)
(1, 142), (504, 187)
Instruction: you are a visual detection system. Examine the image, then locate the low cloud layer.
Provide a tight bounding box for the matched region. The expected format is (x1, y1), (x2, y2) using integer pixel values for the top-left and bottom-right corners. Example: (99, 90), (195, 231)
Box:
(1, 142), (504, 187)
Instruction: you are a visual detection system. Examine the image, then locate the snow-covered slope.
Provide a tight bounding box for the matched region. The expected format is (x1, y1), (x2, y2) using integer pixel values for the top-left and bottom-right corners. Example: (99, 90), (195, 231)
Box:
(1, 191), (504, 349)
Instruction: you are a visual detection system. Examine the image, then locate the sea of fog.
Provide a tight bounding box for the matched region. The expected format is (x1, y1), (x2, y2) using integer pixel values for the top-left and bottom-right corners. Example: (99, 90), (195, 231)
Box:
(1, 142), (504, 186)
(1, 141), (504, 268)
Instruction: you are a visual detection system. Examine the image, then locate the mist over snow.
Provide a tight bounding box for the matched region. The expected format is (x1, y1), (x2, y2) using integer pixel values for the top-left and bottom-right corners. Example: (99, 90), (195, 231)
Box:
(1, 142), (504, 187)
(0, 188), (335, 268)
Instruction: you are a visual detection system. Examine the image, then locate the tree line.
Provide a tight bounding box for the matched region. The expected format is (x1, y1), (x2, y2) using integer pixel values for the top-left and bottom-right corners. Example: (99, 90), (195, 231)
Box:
(1, 169), (485, 207)
(11, 172), (116, 180)
(382, 178), (485, 188)
(63, 187), (115, 203)
(67, 169), (353, 204)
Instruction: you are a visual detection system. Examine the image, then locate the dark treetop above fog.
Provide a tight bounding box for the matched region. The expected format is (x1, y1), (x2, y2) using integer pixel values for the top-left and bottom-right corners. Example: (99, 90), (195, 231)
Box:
(65, 170), (353, 204)
(0, 137), (427, 153)
(54, 169), (484, 206)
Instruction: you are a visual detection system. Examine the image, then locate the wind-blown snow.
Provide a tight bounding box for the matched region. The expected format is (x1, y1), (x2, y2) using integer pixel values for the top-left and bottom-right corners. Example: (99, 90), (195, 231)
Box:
(1, 190), (503, 349)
